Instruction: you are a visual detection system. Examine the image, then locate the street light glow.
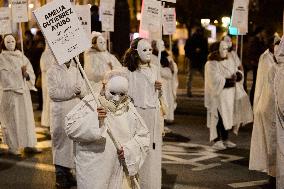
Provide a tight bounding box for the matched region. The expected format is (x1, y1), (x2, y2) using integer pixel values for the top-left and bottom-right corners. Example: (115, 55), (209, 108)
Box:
(136, 13), (141, 21)
(222, 17), (230, 27)
(29, 3), (34, 9)
(201, 19), (210, 27)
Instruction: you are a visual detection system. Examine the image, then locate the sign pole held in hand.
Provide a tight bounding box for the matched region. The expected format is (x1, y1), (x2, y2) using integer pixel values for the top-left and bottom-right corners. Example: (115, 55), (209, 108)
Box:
(11, 0), (29, 64)
(100, 0), (115, 52)
(33, 2), (139, 186)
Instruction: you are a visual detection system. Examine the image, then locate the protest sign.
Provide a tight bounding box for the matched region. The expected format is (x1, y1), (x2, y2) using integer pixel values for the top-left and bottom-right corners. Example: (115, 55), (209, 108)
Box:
(11, 0), (28, 23)
(75, 5), (91, 41)
(231, 0), (249, 34)
(33, 0), (91, 65)
(140, 0), (162, 33)
(163, 8), (176, 35)
(100, 0), (115, 32)
(0, 7), (12, 35)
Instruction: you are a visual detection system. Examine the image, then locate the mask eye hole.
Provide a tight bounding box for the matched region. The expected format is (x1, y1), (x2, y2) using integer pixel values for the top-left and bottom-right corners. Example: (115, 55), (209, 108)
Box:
(120, 93), (125, 96)
(110, 91), (116, 95)
(143, 49), (147, 52)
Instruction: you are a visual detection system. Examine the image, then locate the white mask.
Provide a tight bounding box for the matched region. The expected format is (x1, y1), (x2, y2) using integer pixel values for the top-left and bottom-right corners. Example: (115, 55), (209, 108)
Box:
(223, 36), (232, 49)
(137, 39), (152, 63)
(4, 35), (16, 51)
(105, 76), (128, 105)
(157, 40), (165, 51)
(94, 36), (107, 52)
(219, 41), (228, 58)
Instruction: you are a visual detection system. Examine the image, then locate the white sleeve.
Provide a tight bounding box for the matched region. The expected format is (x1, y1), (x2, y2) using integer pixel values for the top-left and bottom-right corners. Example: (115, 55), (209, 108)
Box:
(47, 68), (76, 101)
(65, 96), (107, 143)
(123, 104), (150, 176)
(205, 61), (226, 97)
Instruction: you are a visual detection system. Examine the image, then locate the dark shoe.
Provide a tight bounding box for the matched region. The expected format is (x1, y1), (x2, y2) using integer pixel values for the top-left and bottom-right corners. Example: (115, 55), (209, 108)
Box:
(56, 174), (71, 189)
(66, 171), (77, 187)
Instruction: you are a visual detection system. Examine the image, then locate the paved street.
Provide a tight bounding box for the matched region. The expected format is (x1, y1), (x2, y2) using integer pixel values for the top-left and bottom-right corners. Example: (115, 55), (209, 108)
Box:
(0, 71), (273, 189)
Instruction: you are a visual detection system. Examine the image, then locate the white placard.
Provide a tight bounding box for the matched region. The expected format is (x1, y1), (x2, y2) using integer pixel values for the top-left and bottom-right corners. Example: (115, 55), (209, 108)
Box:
(0, 7), (12, 35)
(140, 0), (162, 33)
(163, 8), (176, 35)
(11, 0), (28, 22)
(75, 5), (91, 42)
(231, 0), (249, 34)
(33, 0), (91, 65)
(100, 0), (115, 32)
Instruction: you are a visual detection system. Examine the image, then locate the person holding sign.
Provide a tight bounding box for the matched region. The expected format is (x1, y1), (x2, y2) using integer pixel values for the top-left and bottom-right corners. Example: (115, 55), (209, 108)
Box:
(123, 38), (162, 189)
(84, 32), (122, 92)
(0, 34), (40, 155)
(47, 58), (87, 188)
(65, 69), (150, 189)
(205, 41), (241, 150)
(151, 40), (178, 124)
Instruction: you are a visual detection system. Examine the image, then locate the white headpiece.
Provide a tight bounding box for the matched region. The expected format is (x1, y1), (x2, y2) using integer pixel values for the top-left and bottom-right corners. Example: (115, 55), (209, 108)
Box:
(91, 31), (102, 39)
(103, 69), (129, 103)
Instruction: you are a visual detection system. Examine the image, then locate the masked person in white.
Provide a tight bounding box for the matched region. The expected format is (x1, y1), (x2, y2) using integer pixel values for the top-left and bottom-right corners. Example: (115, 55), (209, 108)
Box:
(0, 34), (40, 155)
(249, 36), (281, 181)
(65, 69), (150, 189)
(151, 40), (178, 123)
(272, 36), (284, 188)
(47, 58), (87, 188)
(84, 32), (122, 92)
(205, 41), (242, 150)
(40, 44), (56, 128)
(223, 35), (253, 128)
(123, 38), (162, 189)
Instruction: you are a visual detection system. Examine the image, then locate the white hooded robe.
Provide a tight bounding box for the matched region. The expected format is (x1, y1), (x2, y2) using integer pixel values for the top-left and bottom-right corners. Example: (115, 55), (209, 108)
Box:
(127, 64), (162, 189)
(65, 94), (150, 189)
(84, 49), (122, 92)
(249, 49), (277, 176)
(205, 58), (240, 141)
(273, 37), (284, 188)
(0, 50), (37, 149)
(47, 61), (87, 168)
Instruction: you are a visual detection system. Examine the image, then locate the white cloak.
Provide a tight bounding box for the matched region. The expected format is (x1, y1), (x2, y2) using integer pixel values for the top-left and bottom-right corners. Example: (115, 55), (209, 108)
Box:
(40, 47), (56, 127)
(127, 64), (163, 189)
(84, 49), (122, 92)
(47, 61), (87, 168)
(160, 59), (178, 121)
(274, 63), (284, 188)
(65, 94), (150, 189)
(228, 51), (253, 128)
(205, 58), (239, 141)
(249, 50), (277, 176)
(0, 50), (37, 149)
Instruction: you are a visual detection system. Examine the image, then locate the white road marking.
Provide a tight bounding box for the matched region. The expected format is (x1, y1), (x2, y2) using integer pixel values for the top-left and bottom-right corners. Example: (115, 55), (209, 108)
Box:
(162, 142), (244, 171)
(228, 180), (269, 188)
